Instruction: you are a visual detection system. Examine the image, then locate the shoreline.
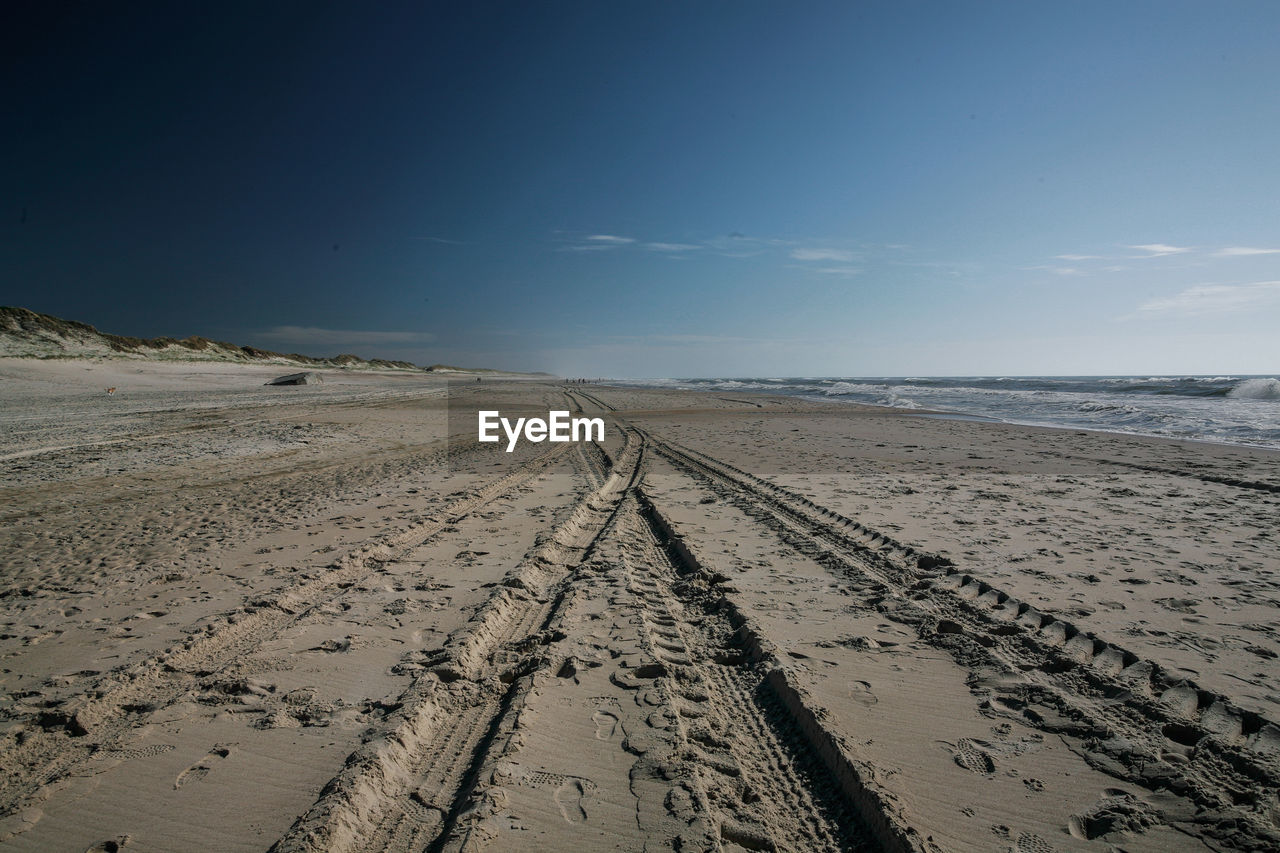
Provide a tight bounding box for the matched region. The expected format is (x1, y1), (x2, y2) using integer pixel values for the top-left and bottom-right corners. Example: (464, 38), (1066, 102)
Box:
(604, 376), (1280, 454)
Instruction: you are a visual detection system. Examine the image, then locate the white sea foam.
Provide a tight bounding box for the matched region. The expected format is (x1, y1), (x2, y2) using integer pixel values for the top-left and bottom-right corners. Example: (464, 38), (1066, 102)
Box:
(613, 376), (1280, 449)
(1228, 378), (1280, 400)
(1077, 401), (1143, 414)
(823, 381), (886, 396)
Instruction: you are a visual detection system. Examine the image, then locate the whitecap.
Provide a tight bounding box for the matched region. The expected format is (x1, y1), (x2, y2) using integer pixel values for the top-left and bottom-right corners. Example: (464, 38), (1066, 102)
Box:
(1227, 378), (1280, 400)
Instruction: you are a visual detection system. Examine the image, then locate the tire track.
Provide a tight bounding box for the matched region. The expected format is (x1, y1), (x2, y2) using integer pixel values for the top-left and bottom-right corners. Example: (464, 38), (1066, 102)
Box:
(420, 483), (886, 852)
(0, 441), (572, 819)
(615, 498), (872, 852)
(268, 433), (643, 853)
(1076, 455), (1280, 495)
(643, 431), (1280, 851)
(564, 388), (616, 414)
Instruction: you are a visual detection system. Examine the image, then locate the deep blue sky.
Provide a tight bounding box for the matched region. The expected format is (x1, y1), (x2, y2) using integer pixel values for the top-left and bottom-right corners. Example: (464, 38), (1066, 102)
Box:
(4, 1), (1278, 375)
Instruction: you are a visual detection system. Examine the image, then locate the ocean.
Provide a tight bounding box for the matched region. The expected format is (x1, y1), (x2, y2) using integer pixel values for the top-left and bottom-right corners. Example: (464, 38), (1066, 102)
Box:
(614, 376), (1280, 450)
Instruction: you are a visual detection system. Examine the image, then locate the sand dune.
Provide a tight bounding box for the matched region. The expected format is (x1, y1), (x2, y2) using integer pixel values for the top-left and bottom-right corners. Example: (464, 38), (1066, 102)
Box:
(1, 361), (1277, 851)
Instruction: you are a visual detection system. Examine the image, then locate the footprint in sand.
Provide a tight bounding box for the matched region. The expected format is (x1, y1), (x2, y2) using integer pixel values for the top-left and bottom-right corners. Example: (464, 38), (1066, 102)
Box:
(96, 743), (175, 762)
(406, 790), (445, 829)
(555, 778), (591, 824)
(174, 744), (233, 790)
(849, 681), (877, 707)
(1015, 831), (1055, 852)
(1067, 788), (1161, 840)
(945, 738), (996, 774)
(83, 838), (129, 853)
(593, 709), (619, 741)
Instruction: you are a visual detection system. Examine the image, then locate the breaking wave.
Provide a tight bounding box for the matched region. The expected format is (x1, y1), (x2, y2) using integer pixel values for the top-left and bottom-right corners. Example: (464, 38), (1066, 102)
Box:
(1228, 378), (1280, 400)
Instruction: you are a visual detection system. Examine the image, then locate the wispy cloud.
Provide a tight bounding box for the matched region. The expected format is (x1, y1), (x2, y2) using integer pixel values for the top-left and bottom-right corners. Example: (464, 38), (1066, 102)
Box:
(811, 266), (861, 276)
(643, 242), (700, 252)
(1214, 246), (1280, 257)
(556, 233), (644, 252)
(790, 247), (856, 263)
(1139, 280), (1280, 314)
(1061, 244), (1279, 262)
(257, 326), (436, 349)
(1128, 243), (1192, 257)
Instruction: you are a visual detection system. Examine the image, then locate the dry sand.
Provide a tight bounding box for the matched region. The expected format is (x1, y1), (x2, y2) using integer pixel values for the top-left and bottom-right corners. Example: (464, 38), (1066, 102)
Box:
(1, 359), (1277, 852)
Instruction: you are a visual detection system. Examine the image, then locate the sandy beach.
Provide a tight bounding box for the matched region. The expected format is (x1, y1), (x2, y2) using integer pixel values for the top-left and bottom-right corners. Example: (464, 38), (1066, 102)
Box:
(1, 359), (1277, 852)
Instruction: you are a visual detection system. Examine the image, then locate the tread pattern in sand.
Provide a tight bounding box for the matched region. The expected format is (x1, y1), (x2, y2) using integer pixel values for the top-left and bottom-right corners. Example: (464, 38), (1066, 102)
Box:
(0, 443), (572, 820)
(643, 429), (1280, 850)
(268, 434), (643, 853)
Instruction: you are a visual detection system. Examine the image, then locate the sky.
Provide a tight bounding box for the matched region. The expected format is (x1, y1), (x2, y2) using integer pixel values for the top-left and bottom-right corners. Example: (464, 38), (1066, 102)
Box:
(3, 1), (1278, 377)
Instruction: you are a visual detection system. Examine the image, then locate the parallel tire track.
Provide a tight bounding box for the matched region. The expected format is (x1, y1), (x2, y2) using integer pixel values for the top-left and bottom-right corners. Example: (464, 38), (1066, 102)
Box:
(643, 431), (1280, 851)
(268, 433), (642, 853)
(0, 442), (572, 818)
